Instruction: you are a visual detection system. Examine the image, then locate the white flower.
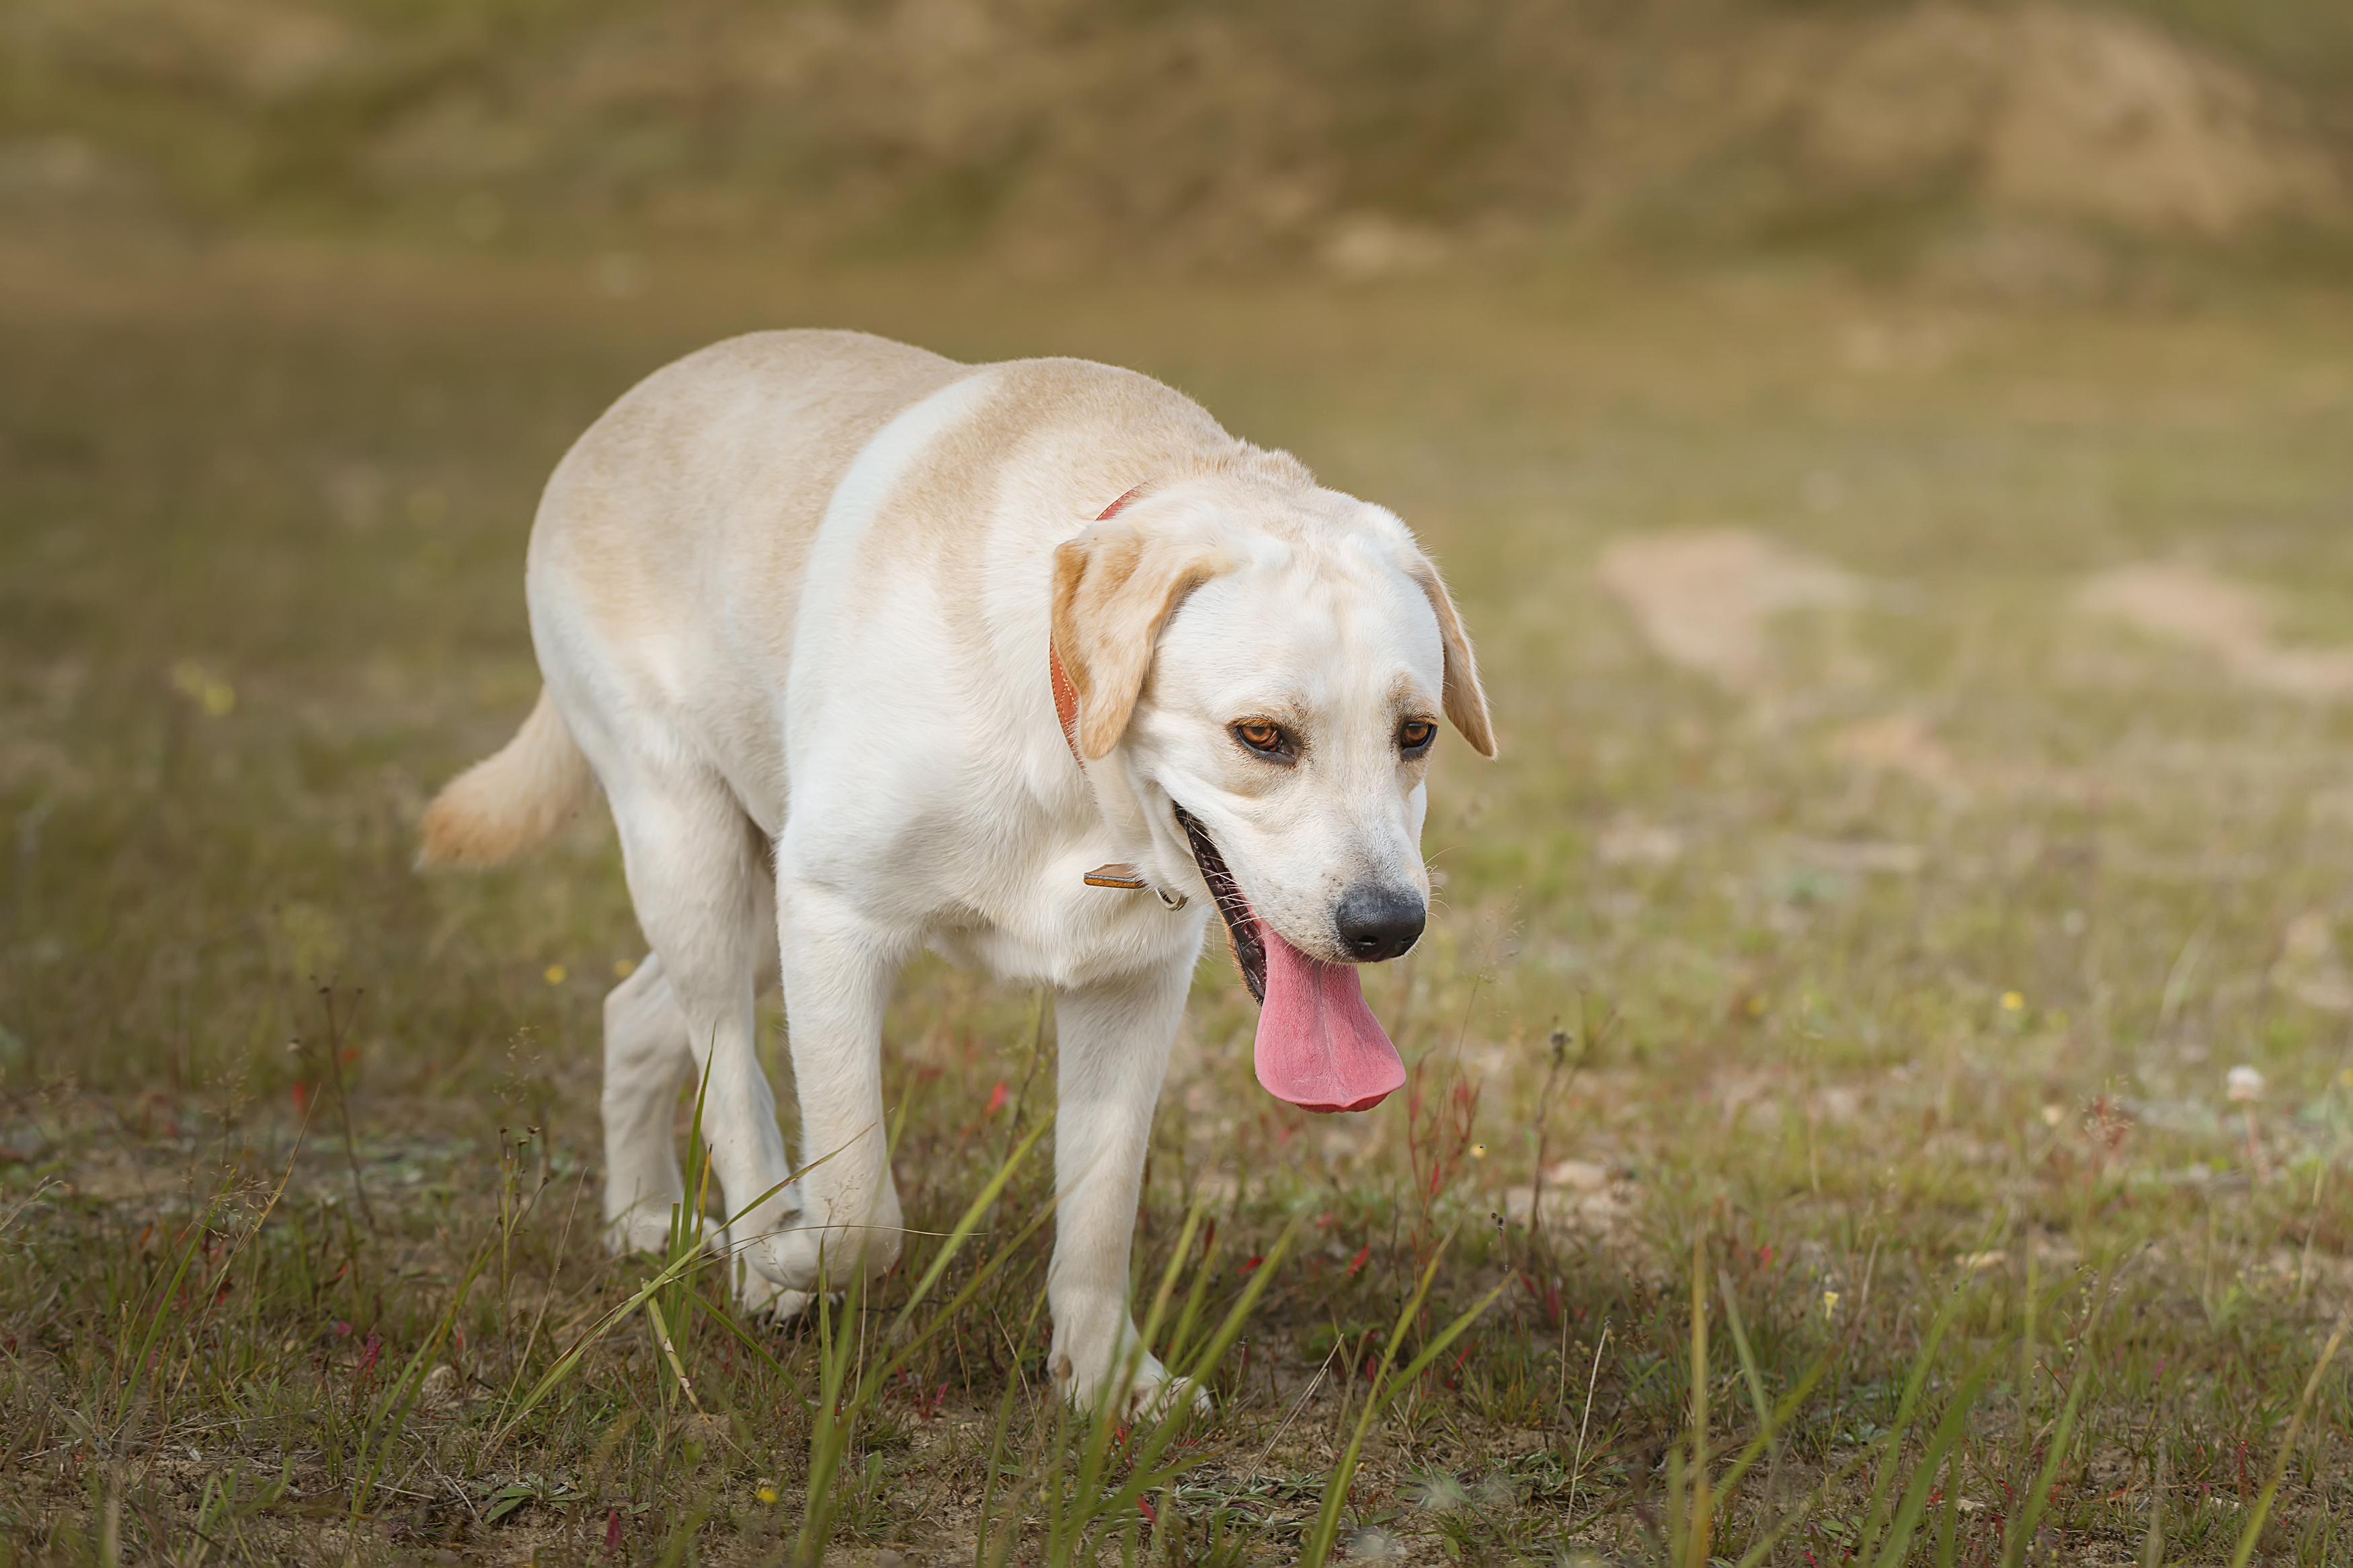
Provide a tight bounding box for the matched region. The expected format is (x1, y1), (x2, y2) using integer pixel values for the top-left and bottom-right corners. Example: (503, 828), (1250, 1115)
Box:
(1343, 1527), (1410, 1561)
(1404, 1473), (1469, 1514)
(2227, 1065), (2265, 1104)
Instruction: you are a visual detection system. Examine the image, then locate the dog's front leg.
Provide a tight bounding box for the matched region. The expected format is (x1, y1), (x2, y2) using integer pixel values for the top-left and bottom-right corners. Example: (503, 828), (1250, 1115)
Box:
(1048, 958), (1205, 1419)
(755, 877), (908, 1298)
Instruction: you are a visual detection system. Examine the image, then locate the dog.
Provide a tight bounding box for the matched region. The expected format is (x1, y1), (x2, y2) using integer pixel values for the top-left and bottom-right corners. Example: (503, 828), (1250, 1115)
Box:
(420, 329), (1494, 1415)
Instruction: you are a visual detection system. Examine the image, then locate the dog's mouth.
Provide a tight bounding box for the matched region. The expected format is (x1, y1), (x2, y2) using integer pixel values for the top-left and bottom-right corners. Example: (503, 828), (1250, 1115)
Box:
(1170, 802), (1405, 1114)
(1174, 803), (1267, 1002)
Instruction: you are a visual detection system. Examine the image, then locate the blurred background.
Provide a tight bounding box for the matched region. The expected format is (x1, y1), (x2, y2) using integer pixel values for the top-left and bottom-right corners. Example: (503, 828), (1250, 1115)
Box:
(9, 4), (2353, 1559)
(5, 0), (2351, 279)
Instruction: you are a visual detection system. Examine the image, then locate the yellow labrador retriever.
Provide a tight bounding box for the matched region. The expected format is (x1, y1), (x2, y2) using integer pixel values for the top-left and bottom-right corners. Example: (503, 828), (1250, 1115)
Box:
(421, 331), (1494, 1415)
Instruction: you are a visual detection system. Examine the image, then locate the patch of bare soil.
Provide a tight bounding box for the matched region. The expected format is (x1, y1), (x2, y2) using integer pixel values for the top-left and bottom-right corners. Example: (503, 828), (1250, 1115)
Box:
(2076, 559), (2353, 699)
(1830, 712), (1969, 804)
(1597, 528), (1858, 690)
(1499, 1158), (1639, 1243)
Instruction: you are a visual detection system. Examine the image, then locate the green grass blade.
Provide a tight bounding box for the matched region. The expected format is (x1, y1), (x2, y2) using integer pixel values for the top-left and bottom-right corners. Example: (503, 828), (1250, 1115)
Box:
(686, 1287), (806, 1398)
(1854, 1284), (1964, 1565)
(2001, 1259), (2129, 1568)
(802, 1114), (1054, 1567)
(480, 1235), (716, 1462)
(1088, 1220), (1302, 1525)
(1158, 1216), (1224, 1375)
(1709, 1347), (1837, 1508)
(2227, 1305), (2352, 1568)
(1301, 1233), (1507, 1568)
(1728, 1445), (1884, 1568)
(115, 1186), (231, 1426)
(1870, 1354), (1998, 1568)
(1172, 1221), (1297, 1394)
(797, 1247), (862, 1568)
(1716, 1263), (1773, 1442)
(875, 1112), (1056, 1358)
(1936, 1449), (1963, 1568)
(351, 1228), (500, 1518)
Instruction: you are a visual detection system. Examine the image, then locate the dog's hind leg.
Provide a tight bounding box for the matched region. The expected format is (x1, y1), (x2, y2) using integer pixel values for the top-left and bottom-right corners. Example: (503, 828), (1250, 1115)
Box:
(598, 918), (785, 1264)
(1047, 957), (1205, 1419)
(599, 953), (693, 1255)
(602, 768), (798, 1301)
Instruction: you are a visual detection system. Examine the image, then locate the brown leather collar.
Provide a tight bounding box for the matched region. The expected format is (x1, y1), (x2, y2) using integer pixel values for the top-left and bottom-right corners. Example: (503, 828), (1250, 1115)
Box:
(1056, 485), (1161, 895)
(1049, 638), (1083, 764)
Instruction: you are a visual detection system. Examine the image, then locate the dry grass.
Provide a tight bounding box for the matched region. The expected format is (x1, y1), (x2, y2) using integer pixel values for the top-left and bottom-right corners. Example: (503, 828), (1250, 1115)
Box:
(6, 223), (2353, 1563)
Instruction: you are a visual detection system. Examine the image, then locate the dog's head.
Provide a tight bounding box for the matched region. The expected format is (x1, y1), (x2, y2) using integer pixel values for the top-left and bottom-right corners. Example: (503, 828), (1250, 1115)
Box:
(1051, 472), (1494, 1112)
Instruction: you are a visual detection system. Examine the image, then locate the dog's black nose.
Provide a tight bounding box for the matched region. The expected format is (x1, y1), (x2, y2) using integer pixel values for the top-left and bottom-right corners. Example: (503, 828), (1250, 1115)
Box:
(1334, 885), (1426, 962)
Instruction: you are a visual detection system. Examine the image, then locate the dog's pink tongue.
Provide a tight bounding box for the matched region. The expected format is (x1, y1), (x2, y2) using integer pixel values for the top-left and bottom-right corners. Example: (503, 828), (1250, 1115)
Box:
(1253, 927), (1406, 1113)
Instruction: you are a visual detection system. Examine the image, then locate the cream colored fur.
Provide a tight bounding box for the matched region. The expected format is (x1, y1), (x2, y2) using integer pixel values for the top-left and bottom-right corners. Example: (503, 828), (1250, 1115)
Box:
(422, 329), (1492, 1417)
(417, 688), (598, 868)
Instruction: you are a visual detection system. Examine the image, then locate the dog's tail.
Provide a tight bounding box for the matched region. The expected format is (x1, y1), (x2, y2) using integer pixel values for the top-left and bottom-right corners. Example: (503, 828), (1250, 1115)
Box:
(417, 687), (598, 869)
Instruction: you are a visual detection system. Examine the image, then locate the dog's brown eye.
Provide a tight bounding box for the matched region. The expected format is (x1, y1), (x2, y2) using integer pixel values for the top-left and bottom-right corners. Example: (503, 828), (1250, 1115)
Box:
(1233, 720), (1285, 755)
(1399, 720), (1437, 755)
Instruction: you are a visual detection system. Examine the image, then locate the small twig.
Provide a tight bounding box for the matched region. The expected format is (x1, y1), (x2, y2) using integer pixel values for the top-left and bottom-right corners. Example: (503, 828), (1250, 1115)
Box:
(2240, 1104), (2272, 1184)
(314, 983), (377, 1232)
(1686, 1231), (1710, 1568)
(1254, 1335), (1347, 1473)
(989, 1307), (1035, 1409)
(1852, 1235), (1882, 1331)
(2156, 918), (2212, 1040)
(1554, 1282), (1572, 1424)
(0, 1177), (60, 1238)
(1566, 1324), (1611, 1522)
(2297, 1158), (2327, 1304)
(1528, 995), (1613, 1251)
(2144, 1441), (2169, 1568)
(507, 1163), (592, 1399)
(434, 1464), (484, 1528)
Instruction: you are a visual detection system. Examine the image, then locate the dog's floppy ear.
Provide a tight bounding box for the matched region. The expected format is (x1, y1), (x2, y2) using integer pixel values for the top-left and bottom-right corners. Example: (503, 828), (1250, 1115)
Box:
(1400, 552), (1497, 758)
(1052, 508), (1237, 761)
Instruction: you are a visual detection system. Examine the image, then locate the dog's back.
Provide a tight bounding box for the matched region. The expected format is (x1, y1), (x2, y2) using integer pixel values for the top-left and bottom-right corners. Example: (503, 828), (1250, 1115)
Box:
(420, 330), (973, 864)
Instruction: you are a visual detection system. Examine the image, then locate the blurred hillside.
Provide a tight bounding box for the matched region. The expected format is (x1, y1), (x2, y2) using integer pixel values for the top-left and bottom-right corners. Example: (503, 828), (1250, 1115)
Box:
(3, 0), (2349, 274)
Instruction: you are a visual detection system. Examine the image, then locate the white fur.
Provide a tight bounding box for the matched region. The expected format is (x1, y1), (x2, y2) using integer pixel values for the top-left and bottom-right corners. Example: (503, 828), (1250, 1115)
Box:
(436, 331), (1489, 1417)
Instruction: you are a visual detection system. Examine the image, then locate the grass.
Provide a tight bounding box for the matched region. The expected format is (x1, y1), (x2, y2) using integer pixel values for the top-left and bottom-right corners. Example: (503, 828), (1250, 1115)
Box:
(5, 218), (2353, 1562)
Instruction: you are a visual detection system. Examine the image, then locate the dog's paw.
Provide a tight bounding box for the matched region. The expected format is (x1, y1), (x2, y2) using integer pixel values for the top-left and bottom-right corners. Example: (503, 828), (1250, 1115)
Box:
(733, 1280), (846, 1328)
(603, 1206), (713, 1259)
(1051, 1345), (1211, 1425)
(727, 1253), (799, 1319)
(1135, 1372), (1213, 1423)
(733, 1214), (904, 1298)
